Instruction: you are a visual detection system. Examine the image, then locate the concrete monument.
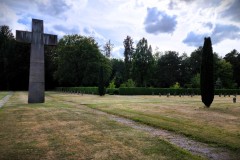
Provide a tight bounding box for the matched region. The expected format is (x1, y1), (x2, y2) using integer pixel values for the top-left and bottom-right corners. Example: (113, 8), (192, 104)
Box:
(16, 19), (57, 103)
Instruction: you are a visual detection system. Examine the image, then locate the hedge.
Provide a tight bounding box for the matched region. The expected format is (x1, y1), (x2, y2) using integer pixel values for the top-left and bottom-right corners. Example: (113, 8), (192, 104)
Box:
(119, 88), (200, 95)
(119, 88), (240, 95)
(56, 87), (240, 96)
(56, 87), (99, 94)
(214, 89), (240, 95)
(106, 88), (119, 95)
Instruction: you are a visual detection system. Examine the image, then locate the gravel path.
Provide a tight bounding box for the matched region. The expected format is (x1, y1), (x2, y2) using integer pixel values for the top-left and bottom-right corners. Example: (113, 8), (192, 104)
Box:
(0, 92), (13, 108)
(80, 106), (235, 160)
(110, 116), (233, 160)
(48, 94), (239, 160)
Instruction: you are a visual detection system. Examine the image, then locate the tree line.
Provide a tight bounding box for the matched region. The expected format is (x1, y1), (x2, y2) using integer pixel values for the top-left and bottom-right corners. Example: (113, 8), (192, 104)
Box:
(111, 37), (240, 89)
(0, 25), (240, 90)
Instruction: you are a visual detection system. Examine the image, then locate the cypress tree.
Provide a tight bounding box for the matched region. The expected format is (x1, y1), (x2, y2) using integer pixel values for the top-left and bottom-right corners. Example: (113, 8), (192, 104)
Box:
(98, 66), (105, 96)
(200, 37), (214, 107)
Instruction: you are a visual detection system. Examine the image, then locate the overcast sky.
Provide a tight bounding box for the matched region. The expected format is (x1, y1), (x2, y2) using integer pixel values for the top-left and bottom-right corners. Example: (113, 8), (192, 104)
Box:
(0, 0), (240, 58)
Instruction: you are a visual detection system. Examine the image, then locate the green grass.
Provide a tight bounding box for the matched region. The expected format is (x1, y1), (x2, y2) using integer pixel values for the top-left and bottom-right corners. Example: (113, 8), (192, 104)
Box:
(57, 93), (240, 153)
(0, 92), (204, 160)
(90, 105), (240, 149)
(0, 92), (9, 100)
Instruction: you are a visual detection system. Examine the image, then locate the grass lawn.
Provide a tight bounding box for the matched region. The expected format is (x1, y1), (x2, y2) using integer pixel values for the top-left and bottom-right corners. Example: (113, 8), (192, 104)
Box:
(57, 93), (240, 154)
(0, 92), (203, 160)
(0, 92), (9, 100)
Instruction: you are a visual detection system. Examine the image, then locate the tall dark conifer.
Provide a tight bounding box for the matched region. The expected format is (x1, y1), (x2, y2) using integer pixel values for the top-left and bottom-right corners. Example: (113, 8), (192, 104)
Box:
(201, 37), (214, 107)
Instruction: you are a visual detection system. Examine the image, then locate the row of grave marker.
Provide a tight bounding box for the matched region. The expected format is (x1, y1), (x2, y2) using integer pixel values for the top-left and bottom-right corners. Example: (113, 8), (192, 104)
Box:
(58, 90), (237, 103)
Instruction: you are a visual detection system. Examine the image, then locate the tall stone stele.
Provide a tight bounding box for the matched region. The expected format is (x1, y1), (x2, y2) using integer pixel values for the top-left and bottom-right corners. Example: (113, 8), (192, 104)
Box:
(16, 19), (57, 103)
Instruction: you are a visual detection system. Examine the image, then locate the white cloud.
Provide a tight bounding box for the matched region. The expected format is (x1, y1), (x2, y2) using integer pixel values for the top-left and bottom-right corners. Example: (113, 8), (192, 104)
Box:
(0, 3), (29, 35)
(0, 3), (17, 26)
(0, 0), (240, 57)
(111, 46), (124, 59)
(36, 0), (70, 16)
(144, 7), (177, 34)
(183, 24), (240, 47)
(221, 0), (240, 22)
(82, 27), (107, 45)
(183, 32), (207, 47)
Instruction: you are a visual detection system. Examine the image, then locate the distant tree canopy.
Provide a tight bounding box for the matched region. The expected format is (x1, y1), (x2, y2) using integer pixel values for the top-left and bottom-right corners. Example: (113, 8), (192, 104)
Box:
(110, 58), (125, 88)
(123, 35), (134, 81)
(0, 25), (239, 90)
(224, 49), (240, 87)
(156, 51), (181, 88)
(103, 40), (114, 58)
(54, 34), (112, 87)
(132, 38), (154, 87)
(0, 25), (30, 90)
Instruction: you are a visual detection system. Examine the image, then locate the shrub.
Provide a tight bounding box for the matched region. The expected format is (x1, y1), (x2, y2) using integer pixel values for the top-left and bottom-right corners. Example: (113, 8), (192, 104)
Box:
(191, 74), (200, 88)
(106, 88), (119, 95)
(170, 82), (181, 89)
(120, 79), (136, 88)
(108, 81), (116, 89)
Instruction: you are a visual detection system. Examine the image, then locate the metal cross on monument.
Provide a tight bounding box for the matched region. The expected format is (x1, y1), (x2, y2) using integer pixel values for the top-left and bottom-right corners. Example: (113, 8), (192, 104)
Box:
(16, 19), (57, 103)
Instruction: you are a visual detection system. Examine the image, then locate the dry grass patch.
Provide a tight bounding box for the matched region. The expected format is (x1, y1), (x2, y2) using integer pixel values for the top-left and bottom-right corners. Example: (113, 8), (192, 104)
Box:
(0, 92), (202, 160)
(58, 93), (240, 153)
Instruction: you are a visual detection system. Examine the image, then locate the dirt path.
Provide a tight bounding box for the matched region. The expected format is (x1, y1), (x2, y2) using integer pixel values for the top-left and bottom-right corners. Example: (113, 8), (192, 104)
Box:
(110, 116), (232, 160)
(0, 92), (12, 108)
(91, 108), (235, 160)
(67, 102), (234, 160)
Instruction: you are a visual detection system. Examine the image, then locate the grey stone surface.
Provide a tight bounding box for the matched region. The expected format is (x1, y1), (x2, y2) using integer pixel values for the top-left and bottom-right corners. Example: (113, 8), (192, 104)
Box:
(0, 92), (13, 108)
(16, 19), (57, 103)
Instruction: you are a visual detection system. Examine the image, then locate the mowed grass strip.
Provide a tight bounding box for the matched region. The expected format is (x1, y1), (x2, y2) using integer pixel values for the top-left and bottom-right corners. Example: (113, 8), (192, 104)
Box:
(56, 93), (240, 153)
(0, 92), (203, 160)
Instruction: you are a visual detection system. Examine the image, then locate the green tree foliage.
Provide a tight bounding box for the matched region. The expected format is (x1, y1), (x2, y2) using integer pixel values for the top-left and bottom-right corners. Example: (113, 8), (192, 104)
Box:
(123, 36), (134, 80)
(215, 60), (233, 88)
(108, 81), (116, 89)
(191, 73), (200, 88)
(1, 24), (239, 90)
(103, 40), (114, 58)
(179, 53), (192, 87)
(224, 49), (240, 88)
(132, 38), (154, 86)
(110, 59), (124, 87)
(156, 51), (181, 87)
(215, 78), (222, 89)
(98, 66), (105, 96)
(45, 46), (58, 90)
(189, 47), (202, 75)
(201, 37), (214, 107)
(120, 79), (136, 87)
(0, 25), (30, 90)
(170, 82), (181, 89)
(55, 34), (111, 87)
(0, 25), (15, 90)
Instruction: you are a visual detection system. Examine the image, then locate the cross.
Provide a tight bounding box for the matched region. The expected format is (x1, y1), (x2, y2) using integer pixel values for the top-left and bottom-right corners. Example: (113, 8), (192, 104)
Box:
(16, 19), (57, 103)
